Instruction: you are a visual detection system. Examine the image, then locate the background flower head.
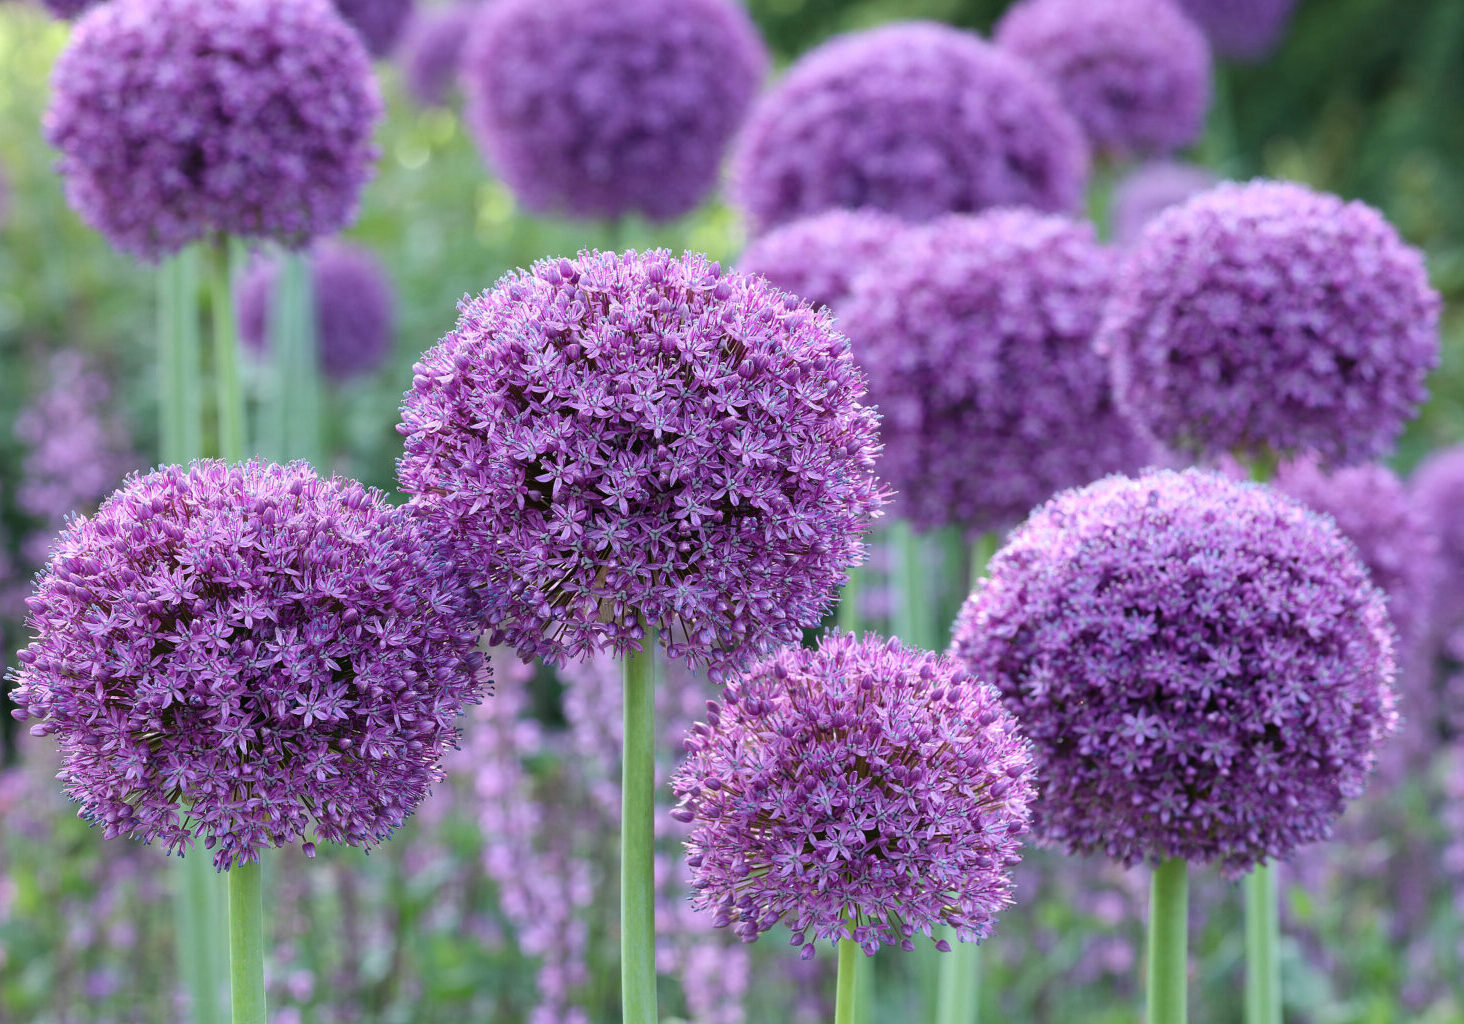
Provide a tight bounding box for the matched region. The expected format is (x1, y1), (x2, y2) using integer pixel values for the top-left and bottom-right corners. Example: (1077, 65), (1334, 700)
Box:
(332, 0), (415, 57)
(736, 208), (904, 314)
(1110, 161), (1219, 246)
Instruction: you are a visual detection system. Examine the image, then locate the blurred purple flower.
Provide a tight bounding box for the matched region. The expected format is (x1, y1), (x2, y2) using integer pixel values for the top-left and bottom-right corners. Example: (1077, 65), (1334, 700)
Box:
(736, 208), (904, 314)
(1177, 0), (1299, 60)
(399, 2), (477, 108)
(332, 0), (414, 57)
(1410, 446), (1464, 740)
(1109, 161), (1219, 246)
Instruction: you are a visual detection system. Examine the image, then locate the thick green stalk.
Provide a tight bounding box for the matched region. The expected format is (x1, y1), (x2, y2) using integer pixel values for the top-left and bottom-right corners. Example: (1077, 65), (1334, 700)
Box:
(1148, 858), (1189, 1024)
(271, 251), (322, 466)
(934, 942), (981, 1024)
(621, 632), (658, 1024)
(228, 858), (266, 1024)
(892, 521), (932, 650)
(208, 240), (245, 463)
(1244, 864), (1280, 1024)
(837, 564), (863, 634)
(835, 935), (859, 1024)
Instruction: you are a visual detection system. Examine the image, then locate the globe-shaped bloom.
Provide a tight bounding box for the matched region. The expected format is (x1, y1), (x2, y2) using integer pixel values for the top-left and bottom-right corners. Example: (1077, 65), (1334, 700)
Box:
(332, 0), (414, 57)
(951, 468), (1397, 874)
(397, 249), (886, 676)
(840, 209), (1158, 537)
(1096, 180), (1440, 465)
(1110, 161), (1219, 246)
(236, 240), (397, 382)
(9, 461), (491, 869)
(730, 22), (1089, 236)
(672, 632), (1035, 956)
(994, 0), (1211, 158)
(399, 2), (477, 108)
(1176, 0), (1298, 60)
(45, 0), (383, 261)
(737, 208), (905, 313)
(462, 0), (767, 222)
(1410, 446), (1464, 734)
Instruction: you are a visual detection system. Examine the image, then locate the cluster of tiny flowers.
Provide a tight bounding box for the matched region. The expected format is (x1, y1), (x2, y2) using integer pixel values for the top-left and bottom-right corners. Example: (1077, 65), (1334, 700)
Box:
(736, 208), (904, 314)
(730, 22), (1089, 236)
(1177, 0), (1299, 59)
(1097, 180), (1440, 465)
(1410, 445), (1464, 739)
(951, 469), (1397, 874)
(398, 249), (886, 677)
(1110, 161), (1219, 246)
(399, 2), (478, 108)
(45, 0), (383, 260)
(331, 0), (415, 57)
(9, 461), (490, 869)
(995, 0), (1211, 157)
(673, 632), (1036, 956)
(463, 0), (766, 221)
(236, 239), (397, 382)
(841, 209), (1158, 536)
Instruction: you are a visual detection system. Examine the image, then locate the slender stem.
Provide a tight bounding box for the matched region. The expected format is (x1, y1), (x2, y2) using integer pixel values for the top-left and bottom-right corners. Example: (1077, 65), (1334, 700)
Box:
(893, 520), (931, 650)
(208, 239), (246, 463)
(621, 630), (658, 1024)
(1148, 858), (1189, 1024)
(835, 935), (859, 1024)
(174, 852), (226, 1024)
(970, 533), (998, 590)
(934, 941), (981, 1024)
(851, 943), (874, 1024)
(271, 250), (323, 466)
(228, 858), (266, 1024)
(837, 564), (863, 634)
(1244, 863), (1281, 1024)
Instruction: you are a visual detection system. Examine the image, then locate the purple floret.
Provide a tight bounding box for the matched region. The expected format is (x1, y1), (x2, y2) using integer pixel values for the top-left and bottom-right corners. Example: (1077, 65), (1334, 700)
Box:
(995, 0), (1211, 158)
(737, 208), (905, 314)
(840, 208), (1159, 537)
(236, 239), (397, 382)
(9, 460), (491, 869)
(951, 468), (1398, 874)
(399, 2), (477, 108)
(1177, 0), (1298, 60)
(1110, 160), (1219, 246)
(332, 0), (414, 57)
(462, 0), (767, 222)
(672, 632), (1035, 956)
(44, 0), (383, 261)
(1096, 180), (1440, 465)
(730, 21), (1089, 236)
(397, 249), (887, 677)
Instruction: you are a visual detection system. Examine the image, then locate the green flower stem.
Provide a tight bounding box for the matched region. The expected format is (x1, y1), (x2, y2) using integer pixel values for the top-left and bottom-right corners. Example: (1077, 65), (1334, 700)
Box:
(934, 942), (981, 1024)
(892, 520), (932, 650)
(837, 564), (863, 634)
(208, 239), (245, 463)
(1244, 863), (1280, 1024)
(835, 934), (859, 1024)
(621, 631), (658, 1024)
(270, 250), (322, 465)
(970, 533), (998, 589)
(1148, 858), (1189, 1024)
(229, 858), (266, 1024)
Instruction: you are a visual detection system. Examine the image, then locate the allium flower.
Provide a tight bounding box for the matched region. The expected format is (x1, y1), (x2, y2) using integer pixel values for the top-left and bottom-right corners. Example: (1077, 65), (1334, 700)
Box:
(398, 249), (886, 676)
(994, 0), (1211, 157)
(729, 22), (1089, 236)
(840, 209), (1158, 537)
(1110, 161), (1219, 246)
(332, 0), (414, 57)
(736, 208), (904, 314)
(672, 632), (1035, 955)
(462, 0), (767, 222)
(9, 460), (490, 869)
(45, 0), (383, 261)
(399, 2), (477, 108)
(950, 468), (1397, 874)
(1176, 0), (1298, 60)
(37, 0), (98, 17)
(1096, 180), (1440, 465)
(236, 240), (397, 382)
(1410, 446), (1464, 736)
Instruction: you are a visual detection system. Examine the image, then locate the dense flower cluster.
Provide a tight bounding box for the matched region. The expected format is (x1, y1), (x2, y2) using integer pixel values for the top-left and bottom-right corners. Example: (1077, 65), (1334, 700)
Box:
(9, 461), (490, 869)
(1110, 161), (1218, 246)
(994, 0), (1211, 157)
(398, 249), (886, 676)
(44, 0), (383, 260)
(1410, 446), (1464, 738)
(1096, 180), (1440, 464)
(1177, 0), (1299, 59)
(236, 240), (397, 382)
(332, 0), (414, 57)
(730, 22), (1089, 236)
(737, 209), (903, 313)
(462, 0), (766, 221)
(951, 469), (1397, 874)
(840, 209), (1157, 536)
(399, 2), (477, 108)
(673, 632), (1035, 955)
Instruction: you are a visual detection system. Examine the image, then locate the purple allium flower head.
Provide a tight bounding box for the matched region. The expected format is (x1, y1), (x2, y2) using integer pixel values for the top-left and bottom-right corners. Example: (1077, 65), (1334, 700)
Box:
(236, 240), (397, 382)
(1096, 180), (1440, 465)
(1110, 160), (1219, 246)
(950, 468), (1398, 874)
(37, 0), (97, 17)
(737, 208), (905, 314)
(9, 460), (491, 870)
(462, 0), (767, 222)
(45, 0), (384, 261)
(1176, 0), (1298, 60)
(672, 632), (1036, 956)
(729, 22), (1089, 236)
(995, 0), (1211, 158)
(331, 0), (415, 57)
(399, 2), (477, 108)
(398, 249), (887, 677)
(1410, 446), (1464, 737)
(840, 208), (1159, 537)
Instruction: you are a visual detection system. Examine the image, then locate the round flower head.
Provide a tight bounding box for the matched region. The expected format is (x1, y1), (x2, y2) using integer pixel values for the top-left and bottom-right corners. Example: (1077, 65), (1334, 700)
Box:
(9, 460), (491, 869)
(332, 0), (414, 57)
(995, 0), (1211, 157)
(399, 2), (477, 108)
(737, 208), (905, 313)
(730, 22), (1089, 236)
(1096, 180), (1440, 465)
(45, 0), (383, 261)
(397, 249), (886, 677)
(463, 0), (767, 222)
(950, 468), (1397, 874)
(840, 208), (1158, 537)
(1110, 160), (1218, 246)
(1176, 0), (1298, 60)
(671, 632), (1035, 956)
(236, 240), (397, 382)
